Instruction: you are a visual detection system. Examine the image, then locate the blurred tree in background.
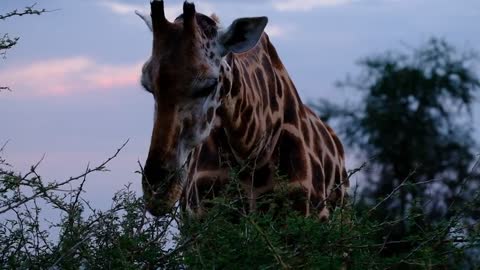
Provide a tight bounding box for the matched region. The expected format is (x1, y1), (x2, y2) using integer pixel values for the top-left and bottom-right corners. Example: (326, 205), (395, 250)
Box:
(314, 38), (480, 260)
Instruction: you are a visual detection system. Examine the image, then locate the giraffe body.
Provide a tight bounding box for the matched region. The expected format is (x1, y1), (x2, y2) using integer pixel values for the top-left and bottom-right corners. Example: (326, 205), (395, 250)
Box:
(138, 1), (348, 219)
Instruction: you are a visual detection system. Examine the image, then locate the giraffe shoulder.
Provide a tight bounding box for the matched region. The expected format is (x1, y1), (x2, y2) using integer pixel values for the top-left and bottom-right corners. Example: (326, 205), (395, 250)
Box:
(301, 105), (345, 160)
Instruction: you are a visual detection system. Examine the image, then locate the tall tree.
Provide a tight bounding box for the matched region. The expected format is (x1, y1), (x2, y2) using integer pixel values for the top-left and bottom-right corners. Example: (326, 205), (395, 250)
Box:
(314, 38), (480, 245)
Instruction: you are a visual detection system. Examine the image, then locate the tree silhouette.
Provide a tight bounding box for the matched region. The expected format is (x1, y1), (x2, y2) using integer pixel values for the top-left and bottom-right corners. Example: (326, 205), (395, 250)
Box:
(314, 38), (480, 257)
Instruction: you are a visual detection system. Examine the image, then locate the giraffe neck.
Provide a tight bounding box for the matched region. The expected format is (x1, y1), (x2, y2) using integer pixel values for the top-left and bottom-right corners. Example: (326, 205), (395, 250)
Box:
(217, 34), (299, 166)
(184, 34), (348, 218)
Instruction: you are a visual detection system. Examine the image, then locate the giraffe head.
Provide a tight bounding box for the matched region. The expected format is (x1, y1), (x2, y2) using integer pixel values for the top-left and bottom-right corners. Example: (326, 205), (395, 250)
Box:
(137, 1), (267, 216)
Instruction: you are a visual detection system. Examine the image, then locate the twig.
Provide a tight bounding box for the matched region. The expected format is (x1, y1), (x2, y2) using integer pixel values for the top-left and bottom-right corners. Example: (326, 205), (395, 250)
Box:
(0, 4), (54, 21)
(347, 159), (370, 179)
(247, 216), (290, 269)
(0, 140), (129, 215)
(446, 155), (480, 212)
(367, 168), (418, 215)
(0, 140), (10, 152)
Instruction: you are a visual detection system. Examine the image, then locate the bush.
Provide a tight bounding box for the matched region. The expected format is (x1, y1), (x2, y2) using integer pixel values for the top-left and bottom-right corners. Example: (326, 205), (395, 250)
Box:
(1, 142), (479, 269)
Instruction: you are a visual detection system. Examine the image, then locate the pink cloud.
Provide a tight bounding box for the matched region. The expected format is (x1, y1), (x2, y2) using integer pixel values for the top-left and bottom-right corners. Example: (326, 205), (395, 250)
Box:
(0, 56), (142, 96)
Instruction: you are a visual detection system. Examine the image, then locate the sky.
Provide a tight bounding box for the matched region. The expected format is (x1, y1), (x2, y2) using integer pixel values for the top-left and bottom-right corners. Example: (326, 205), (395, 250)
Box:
(1, 0), (480, 209)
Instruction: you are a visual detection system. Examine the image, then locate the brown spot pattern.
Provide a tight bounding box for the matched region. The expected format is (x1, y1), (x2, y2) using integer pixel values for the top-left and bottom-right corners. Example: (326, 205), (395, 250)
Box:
(310, 157), (324, 195)
(278, 131), (307, 181)
(318, 123), (336, 155)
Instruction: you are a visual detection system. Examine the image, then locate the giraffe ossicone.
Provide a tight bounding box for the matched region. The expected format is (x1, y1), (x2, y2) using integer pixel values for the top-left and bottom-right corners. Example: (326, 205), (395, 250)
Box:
(137, 1), (348, 219)
(135, 10), (152, 31)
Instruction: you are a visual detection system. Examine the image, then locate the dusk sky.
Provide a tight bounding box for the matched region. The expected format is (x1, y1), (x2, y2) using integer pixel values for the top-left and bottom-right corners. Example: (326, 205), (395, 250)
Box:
(1, 0), (479, 209)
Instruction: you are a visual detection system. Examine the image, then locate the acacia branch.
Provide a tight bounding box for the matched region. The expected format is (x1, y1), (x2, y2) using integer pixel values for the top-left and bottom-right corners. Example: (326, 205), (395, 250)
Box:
(0, 4), (50, 21)
(1, 4), (57, 58)
(367, 167), (418, 215)
(0, 140), (129, 215)
(0, 34), (19, 51)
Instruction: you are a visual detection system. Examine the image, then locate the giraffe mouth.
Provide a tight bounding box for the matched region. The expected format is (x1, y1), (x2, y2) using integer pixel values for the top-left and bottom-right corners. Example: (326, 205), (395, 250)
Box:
(144, 182), (183, 217)
(142, 167), (184, 217)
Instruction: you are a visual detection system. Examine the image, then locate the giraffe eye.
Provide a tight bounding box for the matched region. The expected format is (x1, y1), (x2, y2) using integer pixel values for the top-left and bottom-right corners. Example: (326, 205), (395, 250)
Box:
(192, 81), (218, 98)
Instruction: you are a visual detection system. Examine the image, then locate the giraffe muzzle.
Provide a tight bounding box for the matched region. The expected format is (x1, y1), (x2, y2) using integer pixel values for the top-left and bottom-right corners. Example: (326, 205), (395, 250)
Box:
(142, 163), (183, 217)
(143, 182), (183, 217)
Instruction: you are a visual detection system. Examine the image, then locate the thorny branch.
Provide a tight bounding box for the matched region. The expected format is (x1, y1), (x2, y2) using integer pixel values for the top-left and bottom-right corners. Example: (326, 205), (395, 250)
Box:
(0, 140), (129, 215)
(0, 140), (190, 267)
(0, 2), (58, 61)
(0, 34), (19, 51)
(367, 167), (418, 215)
(0, 3), (50, 21)
(0, 137), (479, 268)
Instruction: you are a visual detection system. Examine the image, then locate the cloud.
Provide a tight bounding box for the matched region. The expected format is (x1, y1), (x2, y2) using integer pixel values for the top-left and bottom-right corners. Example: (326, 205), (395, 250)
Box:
(0, 57), (142, 96)
(265, 24), (295, 39)
(99, 0), (216, 21)
(98, 1), (145, 15)
(272, 0), (356, 11)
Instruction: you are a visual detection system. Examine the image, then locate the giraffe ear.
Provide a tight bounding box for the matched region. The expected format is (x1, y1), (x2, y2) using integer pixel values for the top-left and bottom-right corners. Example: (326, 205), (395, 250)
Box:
(135, 10), (153, 32)
(218, 17), (268, 56)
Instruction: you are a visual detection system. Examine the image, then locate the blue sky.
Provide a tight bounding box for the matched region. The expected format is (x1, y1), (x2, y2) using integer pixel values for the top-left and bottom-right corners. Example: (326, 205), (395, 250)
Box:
(1, 0), (479, 208)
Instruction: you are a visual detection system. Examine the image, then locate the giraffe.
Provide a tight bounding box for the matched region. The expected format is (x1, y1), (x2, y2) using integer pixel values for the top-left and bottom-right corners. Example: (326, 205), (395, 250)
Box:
(136, 0), (348, 219)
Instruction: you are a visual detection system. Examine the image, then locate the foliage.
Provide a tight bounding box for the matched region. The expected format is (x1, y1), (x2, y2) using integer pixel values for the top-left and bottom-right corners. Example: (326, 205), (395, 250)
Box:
(1, 142), (479, 269)
(180, 165), (480, 269)
(0, 142), (179, 269)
